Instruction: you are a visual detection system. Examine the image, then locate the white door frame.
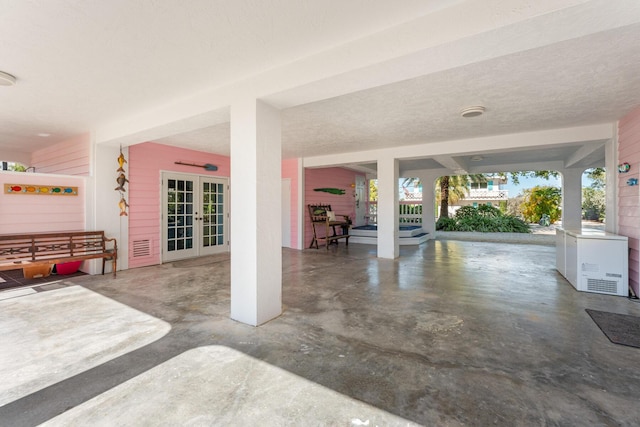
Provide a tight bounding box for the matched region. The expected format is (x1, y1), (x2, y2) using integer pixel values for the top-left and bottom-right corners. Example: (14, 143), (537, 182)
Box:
(161, 172), (229, 262)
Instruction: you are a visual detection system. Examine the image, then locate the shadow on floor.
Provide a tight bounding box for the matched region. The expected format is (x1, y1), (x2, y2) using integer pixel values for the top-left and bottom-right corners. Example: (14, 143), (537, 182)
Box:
(0, 268), (86, 291)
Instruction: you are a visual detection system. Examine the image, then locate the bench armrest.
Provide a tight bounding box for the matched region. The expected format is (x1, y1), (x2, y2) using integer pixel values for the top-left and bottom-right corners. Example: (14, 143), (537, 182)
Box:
(103, 237), (118, 257)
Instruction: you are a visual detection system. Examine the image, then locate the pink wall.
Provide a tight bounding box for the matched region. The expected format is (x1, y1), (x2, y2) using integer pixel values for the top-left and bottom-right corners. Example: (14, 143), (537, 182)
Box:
(304, 167), (364, 248)
(618, 107), (640, 296)
(282, 158), (300, 249)
(31, 133), (91, 176)
(128, 142), (231, 268)
(0, 172), (85, 234)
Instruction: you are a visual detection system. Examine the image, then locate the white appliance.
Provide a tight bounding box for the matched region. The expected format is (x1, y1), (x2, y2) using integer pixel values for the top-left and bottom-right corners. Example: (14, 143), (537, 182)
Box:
(556, 228), (628, 296)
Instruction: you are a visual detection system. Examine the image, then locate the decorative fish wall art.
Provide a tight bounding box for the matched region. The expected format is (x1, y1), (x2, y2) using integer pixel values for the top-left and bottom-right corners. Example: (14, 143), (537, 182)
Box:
(119, 196), (129, 216)
(115, 148), (129, 216)
(117, 152), (127, 172)
(4, 184), (78, 195)
(313, 188), (346, 195)
(115, 172), (129, 192)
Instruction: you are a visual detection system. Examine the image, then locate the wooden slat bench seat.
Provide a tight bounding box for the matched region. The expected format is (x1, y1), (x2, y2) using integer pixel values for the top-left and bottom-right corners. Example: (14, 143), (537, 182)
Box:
(0, 231), (117, 277)
(308, 204), (351, 250)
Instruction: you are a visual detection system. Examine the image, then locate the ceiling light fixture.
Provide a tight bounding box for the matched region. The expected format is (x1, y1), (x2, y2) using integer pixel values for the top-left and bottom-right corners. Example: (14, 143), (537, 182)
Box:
(460, 106), (485, 118)
(0, 71), (16, 86)
(471, 155), (483, 161)
(37, 133), (51, 137)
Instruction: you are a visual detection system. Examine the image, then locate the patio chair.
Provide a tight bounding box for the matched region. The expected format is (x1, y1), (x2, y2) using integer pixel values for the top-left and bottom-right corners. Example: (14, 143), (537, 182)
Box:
(308, 204), (351, 249)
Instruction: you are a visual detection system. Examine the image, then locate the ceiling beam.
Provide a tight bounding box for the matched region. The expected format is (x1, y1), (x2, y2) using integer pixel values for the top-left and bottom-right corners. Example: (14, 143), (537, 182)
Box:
(471, 160), (566, 174)
(303, 124), (614, 168)
(564, 141), (606, 168)
(432, 155), (468, 174)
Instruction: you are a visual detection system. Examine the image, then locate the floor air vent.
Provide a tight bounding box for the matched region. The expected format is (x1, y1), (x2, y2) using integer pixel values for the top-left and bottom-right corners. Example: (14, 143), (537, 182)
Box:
(132, 239), (151, 258)
(586, 278), (618, 294)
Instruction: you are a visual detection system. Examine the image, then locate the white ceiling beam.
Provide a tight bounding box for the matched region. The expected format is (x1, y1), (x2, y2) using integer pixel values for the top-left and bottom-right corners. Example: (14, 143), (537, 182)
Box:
(432, 155), (468, 174)
(469, 161), (566, 174)
(343, 164), (378, 175)
(303, 124), (613, 168)
(564, 141), (606, 167)
(401, 167), (450, 178)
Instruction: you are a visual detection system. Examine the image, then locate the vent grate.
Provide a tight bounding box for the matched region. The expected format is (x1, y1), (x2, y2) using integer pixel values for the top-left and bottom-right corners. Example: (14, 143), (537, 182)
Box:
(586, 278), (618, 294)
(132, 239), (151, 258)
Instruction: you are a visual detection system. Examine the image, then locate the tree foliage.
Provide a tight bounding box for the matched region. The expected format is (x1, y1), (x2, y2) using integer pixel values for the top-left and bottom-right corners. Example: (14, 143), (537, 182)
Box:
(369, 179), (378, 201)
(520, 186), (562, 223)
(582, 187), (605, 221)
(585, 167), (605, 190)
(501, 170), (560, 186)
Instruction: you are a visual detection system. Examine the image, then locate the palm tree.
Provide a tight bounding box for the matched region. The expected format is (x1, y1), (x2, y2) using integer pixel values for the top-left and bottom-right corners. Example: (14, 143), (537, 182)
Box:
(438, 174), (487, 219)
(401, 174), (487, 219)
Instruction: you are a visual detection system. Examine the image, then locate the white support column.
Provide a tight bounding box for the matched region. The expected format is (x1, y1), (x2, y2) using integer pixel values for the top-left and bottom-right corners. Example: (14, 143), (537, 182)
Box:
(230, 98), (282, 326)
(605, 132), (618, 233)
(561, 168), (583, 230)
(296, 157), (305, 250)
(377, 157), (399, 259)
(417, 171), (439, 239)
(92, 141), (128, 273)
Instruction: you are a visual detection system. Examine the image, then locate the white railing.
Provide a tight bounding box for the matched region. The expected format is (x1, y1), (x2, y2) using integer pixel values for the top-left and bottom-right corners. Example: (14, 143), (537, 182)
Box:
(367, 201), (422, 225)
(466, 190), (508, 200)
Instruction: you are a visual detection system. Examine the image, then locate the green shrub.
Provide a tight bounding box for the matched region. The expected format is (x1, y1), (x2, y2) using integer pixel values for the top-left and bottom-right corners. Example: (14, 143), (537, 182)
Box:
(438, 205), (530, 233)
(454, 205), (477, 219)
(476, 204), (502, 218)
(436, 217), (458, 231)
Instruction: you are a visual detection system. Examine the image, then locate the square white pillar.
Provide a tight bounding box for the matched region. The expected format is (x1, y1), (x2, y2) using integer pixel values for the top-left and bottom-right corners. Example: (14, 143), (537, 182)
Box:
(604, 134), (617, 233)
(417, 172), (439, 239)
(377, 157), (399, 259)
(92, 142), (128, 273)
(561, 168), (583, 230)
(230, 98), (282, 326)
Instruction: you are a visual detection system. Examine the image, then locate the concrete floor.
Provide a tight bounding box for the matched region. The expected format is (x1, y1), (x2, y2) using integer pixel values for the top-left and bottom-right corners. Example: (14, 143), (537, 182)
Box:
(1, 239), (640, 426)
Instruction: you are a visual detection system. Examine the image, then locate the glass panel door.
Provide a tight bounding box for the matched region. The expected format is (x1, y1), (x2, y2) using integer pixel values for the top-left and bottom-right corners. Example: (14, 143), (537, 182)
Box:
(163, 174), (198, 261)
(163, 173), (228, 262)
(199, 178), (228, 255)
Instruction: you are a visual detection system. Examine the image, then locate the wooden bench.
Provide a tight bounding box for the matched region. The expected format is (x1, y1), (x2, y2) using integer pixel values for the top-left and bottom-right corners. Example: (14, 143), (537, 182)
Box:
(308, 204), (351, 249)
(0, 231), (118, 277)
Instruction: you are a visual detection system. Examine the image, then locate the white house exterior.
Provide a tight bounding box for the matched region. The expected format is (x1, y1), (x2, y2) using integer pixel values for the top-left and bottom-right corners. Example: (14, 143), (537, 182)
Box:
(452, 176), (509, 213)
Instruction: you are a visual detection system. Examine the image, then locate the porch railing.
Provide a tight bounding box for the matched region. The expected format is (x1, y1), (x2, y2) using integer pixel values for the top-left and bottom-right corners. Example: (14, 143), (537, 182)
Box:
(367, 201), (422, 225)
(466, 190), (508, 200)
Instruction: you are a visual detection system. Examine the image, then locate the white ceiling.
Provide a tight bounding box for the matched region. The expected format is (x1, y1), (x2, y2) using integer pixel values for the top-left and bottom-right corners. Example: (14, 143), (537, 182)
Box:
(1, 0), (640, 175)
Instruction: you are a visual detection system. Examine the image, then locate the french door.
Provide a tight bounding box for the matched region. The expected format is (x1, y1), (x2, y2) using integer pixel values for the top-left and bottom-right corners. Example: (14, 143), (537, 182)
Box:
(162, 173), (229, 262)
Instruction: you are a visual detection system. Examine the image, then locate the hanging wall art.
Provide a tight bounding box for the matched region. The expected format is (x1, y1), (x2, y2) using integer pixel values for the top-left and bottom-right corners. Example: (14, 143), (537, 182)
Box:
(115, 148), (129, 215)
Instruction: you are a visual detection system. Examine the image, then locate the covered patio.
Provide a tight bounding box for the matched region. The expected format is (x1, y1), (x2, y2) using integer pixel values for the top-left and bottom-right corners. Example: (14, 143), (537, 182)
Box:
(2, 240), (639, 425)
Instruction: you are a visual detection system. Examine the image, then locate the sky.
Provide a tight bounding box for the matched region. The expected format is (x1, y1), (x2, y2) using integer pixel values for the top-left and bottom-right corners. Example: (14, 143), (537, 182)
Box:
(398, 170), (597, 199)
(502, 174), (562, 197)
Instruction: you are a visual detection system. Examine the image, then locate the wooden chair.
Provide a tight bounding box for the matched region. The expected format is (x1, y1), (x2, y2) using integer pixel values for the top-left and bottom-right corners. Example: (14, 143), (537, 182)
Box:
(308, 204), (351, 249)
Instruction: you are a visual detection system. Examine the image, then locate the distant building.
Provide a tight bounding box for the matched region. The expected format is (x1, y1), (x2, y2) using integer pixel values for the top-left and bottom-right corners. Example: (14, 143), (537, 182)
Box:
(450, 176), (509, 215)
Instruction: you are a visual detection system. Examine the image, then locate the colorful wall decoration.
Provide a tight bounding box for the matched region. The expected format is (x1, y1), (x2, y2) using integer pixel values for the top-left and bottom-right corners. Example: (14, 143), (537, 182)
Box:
(116, 148), (129, 216)
(4, 184), (78, 195)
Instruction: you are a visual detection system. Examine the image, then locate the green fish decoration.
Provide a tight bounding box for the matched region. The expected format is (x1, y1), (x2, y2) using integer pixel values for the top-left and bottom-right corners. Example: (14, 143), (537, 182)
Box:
(313, 188), (345, 195)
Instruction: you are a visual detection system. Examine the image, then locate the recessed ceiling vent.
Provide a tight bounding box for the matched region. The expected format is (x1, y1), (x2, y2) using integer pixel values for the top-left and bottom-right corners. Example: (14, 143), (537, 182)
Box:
(460, 106), (485, 118)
